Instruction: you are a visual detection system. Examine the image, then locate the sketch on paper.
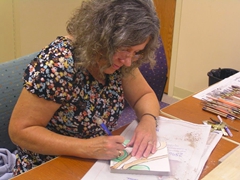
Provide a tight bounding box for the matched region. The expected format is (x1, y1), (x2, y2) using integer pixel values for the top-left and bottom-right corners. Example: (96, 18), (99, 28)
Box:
(110, 141), (170, 176)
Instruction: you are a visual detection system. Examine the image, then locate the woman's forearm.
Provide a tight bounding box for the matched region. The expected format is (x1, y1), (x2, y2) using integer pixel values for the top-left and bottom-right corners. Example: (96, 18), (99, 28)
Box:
(10, 122), (125, 160)
(10, 125), (88, 157)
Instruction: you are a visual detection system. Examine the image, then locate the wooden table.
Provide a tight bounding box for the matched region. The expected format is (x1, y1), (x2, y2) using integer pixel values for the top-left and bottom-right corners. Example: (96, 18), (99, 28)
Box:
(161, 95), (240, 144)
(10, 139), (238, 180)
(11, 113), (239, 180)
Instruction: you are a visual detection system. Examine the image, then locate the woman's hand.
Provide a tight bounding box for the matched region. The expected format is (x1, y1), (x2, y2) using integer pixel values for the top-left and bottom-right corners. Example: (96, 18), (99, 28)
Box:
(127, 116), (157, 159)
(83, 135), (125, 160)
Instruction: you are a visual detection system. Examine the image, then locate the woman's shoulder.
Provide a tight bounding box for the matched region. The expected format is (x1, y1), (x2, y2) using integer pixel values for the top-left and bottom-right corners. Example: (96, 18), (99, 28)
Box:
(43, 36), (73, 57)
(23, 37), (76, 102)
(50, 36), (73, 47)
(34, 36), (75, 71)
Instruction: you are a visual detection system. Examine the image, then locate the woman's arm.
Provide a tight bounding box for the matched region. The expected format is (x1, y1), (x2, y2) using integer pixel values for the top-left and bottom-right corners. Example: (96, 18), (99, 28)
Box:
(9, 88), (125, 160)
(122, 68), (160, 158)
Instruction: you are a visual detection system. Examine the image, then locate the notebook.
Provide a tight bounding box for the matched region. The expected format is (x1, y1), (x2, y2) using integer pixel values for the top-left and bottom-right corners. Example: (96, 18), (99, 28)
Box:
(110, 140), (170, 176)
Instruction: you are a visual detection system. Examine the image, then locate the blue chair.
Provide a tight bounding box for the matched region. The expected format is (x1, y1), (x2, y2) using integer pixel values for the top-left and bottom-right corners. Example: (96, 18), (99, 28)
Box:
(0, 52), (38, 152)
(117, 37), (168, 128)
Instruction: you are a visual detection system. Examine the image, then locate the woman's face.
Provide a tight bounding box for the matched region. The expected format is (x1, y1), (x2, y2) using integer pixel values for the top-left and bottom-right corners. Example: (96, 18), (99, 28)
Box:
(102, 38), (150, 74)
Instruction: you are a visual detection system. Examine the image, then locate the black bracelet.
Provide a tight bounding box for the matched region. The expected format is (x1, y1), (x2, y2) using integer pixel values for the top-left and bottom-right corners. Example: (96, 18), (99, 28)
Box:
(141, 113), (158, 126)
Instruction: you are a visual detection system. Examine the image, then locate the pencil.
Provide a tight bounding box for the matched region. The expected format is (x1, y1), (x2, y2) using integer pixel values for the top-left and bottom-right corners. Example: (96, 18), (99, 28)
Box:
(202, 106), (229, 118)
(203, 105), (240, 120)
(225, 124), (239, 132)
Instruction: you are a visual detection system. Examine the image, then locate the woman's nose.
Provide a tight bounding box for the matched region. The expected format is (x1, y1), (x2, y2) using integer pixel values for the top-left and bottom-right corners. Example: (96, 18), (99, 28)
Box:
(120, 57), (132, 67)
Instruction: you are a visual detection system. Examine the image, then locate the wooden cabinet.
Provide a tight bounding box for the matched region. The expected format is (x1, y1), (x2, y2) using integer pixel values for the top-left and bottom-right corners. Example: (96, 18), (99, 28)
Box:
(153, 0), (176, 93)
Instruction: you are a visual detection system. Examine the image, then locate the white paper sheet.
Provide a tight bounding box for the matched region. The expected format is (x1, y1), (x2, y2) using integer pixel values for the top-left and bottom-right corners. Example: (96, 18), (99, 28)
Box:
(193, 72), (240, 100)
(195, 130), (222, 180)
(82, 116), (222, 180)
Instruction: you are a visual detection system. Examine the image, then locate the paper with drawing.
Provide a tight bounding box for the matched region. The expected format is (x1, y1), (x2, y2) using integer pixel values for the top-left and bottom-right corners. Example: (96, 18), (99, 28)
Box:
(82, 116), (221, 180)
(110, 141), (170, 176)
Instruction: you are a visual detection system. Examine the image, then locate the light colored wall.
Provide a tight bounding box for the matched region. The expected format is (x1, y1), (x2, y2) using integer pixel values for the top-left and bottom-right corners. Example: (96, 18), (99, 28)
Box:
(0, 0), (82, 63)
(169, 0), (240, 99)
(2, 0), (240, 99)
(0, 0), (15, 62)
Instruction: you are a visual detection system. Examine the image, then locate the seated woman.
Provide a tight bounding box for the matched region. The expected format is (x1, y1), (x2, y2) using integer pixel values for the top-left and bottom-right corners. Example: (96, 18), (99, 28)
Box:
(9, 0), (161, 176)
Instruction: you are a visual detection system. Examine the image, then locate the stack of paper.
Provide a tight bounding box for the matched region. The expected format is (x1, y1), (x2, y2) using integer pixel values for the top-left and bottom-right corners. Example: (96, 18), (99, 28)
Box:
(82, 116), (222, 180)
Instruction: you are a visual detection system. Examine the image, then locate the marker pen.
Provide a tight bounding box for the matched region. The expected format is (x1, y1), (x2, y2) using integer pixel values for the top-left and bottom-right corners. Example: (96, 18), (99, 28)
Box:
(95, 117), (112, 136)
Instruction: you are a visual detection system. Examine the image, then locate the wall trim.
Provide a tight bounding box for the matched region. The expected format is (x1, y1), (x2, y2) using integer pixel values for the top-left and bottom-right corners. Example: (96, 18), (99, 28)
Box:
(173, 86), (193, 100)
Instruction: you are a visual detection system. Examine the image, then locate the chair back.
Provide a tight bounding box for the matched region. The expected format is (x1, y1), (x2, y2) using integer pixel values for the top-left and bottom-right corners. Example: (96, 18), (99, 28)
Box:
(0, 52), (38, 152)
(139, 37), (168, 102)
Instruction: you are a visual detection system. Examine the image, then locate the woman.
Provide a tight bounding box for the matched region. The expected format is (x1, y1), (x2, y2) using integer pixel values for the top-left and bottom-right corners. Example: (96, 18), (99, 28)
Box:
(9, 0), (160, 175)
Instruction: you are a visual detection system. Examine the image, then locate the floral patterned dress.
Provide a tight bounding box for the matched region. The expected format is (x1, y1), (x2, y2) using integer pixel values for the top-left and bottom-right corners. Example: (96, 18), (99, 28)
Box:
(14, 36), (125, 175)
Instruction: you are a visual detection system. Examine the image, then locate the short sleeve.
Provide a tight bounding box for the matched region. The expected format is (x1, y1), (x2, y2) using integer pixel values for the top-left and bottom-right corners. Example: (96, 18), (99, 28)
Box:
(23, 37), (75, 104)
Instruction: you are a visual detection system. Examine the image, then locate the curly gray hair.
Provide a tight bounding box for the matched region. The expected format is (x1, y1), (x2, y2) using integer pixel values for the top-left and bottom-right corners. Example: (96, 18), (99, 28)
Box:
(67, 0), (160, 77)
